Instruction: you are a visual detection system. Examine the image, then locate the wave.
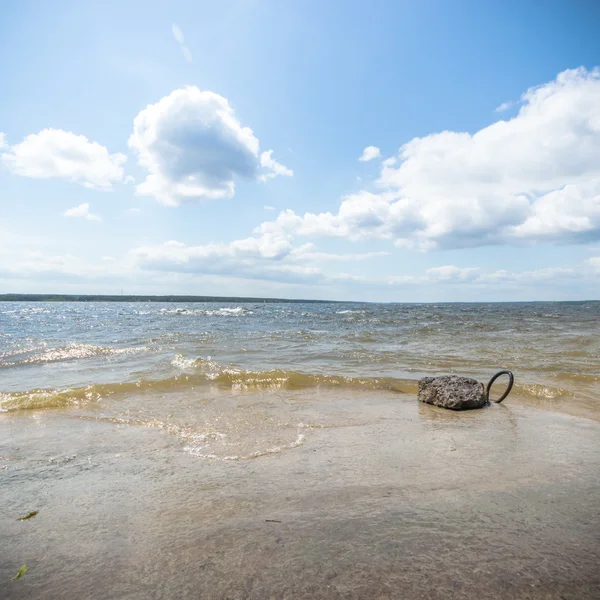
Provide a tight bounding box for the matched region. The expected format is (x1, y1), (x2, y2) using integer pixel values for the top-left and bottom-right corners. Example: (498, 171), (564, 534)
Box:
(159, 307), (252, 316)
(0, 357), (579, 413)
(1, 307), (50, 316)
(0, 365), (413, 413)
(0, 343), (146, 368)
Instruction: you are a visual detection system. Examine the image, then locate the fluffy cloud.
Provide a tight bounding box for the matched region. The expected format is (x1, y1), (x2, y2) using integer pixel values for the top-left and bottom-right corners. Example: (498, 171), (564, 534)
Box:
(511, 179), (600, 242)
(358, 146), (381, 162)
(171, 23), (193, 63)
(128, 87), (291, 205)
(258, 68), (600, 250)
(259, 150), (293, 182)
(64, 203), (101, 221)
(495, 101), (514, 113)
(1, 129), (126, 190)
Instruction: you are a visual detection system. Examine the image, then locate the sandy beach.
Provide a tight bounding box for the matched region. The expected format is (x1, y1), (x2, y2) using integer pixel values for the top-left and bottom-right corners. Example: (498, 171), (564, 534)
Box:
(3, 387), (599, 599)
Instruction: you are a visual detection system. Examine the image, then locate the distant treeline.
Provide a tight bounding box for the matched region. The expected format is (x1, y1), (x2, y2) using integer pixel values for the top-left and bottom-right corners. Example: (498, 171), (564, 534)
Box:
(0, 294), (336, 304)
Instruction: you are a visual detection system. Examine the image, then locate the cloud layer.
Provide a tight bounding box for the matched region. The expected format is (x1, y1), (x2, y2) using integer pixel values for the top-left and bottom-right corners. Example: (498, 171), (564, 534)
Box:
(1, 129), (126, 190)
(128, 87), (292, 205)
(131, 235), (381, 285)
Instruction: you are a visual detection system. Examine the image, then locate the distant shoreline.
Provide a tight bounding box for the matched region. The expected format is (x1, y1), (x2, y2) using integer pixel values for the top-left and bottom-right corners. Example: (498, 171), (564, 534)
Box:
(0, 294), (339, 304)
(0, 294), (596, 304)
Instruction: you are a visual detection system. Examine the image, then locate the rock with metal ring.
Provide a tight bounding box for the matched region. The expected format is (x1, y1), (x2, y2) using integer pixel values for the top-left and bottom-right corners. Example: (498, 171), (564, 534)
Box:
(418, 371), (514, 411)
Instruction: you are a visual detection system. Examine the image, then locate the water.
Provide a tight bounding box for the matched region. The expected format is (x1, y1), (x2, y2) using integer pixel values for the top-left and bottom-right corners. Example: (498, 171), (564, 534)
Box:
(2, 301), (600, 598)
(1, 301), (599, 420)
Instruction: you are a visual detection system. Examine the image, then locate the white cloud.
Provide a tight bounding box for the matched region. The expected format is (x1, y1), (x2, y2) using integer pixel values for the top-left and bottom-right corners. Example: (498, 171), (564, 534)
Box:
(171, 23), (193, 62)
(257, 68), (600, 251)
(132, 238), (329, 284)
(388, 264), (585, 286)
(289, 244), (390, 262)
(495, 101), (514, 113)
(358, 145), (381, 162)
(181, 47), (193, 63)
(259, 150), (293, 182)
(0, 132), (6, 149)
(1, 129), (126, 190)
(131, 229), (388, 285)
(132, 233), (600, 290)
(510, 178), (600, 242)
(64, 203), (101, 221)
(135, 235), (292, 266)
(171, 24), (184, 44)
(128, 87), (290, 205)
(124, 175), (136, 184)
(264, 205), (276, 211)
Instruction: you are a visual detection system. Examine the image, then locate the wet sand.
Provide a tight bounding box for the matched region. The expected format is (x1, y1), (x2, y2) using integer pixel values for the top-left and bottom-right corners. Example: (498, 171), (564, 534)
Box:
(2, 391), (600, 599)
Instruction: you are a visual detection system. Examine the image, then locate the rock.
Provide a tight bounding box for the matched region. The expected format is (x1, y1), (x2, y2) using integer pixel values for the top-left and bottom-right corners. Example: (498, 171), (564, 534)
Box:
(418, 375), (487, 411)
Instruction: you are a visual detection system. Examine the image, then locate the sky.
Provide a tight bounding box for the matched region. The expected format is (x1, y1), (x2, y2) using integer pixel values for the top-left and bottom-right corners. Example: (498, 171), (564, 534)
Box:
(1, 0), (600, 302)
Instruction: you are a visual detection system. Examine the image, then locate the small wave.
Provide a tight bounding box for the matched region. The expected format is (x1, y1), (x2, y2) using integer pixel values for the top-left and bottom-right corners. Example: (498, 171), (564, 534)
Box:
(514, 383), (571, 400)
(336, 309), (366, 315)
(0, 363), (413, 412)
(0, 387), (103, 412)
(171, 353), (203, 370)
(1, 307), (50, 316)
(0, 343), (146, 368)
(70, 414), (305, 461)
(184, 432), (306, 461)
(0, 344), (48, 360)
(160, 307), (252, 316)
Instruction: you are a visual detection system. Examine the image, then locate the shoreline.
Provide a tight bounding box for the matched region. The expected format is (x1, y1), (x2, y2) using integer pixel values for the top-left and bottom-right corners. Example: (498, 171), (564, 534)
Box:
(3, 371), (599, 424)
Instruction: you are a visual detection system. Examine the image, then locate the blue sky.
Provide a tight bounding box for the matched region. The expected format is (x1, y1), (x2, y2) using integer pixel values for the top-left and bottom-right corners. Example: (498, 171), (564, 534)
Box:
(1, 0), (600, 301)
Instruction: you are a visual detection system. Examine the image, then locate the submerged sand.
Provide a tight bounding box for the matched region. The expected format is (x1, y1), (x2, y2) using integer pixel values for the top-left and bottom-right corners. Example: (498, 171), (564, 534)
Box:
(2, 390), (599, 599)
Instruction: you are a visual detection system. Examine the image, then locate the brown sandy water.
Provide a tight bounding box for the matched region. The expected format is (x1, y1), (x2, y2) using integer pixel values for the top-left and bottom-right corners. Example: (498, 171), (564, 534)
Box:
(2, 387), (599, 599)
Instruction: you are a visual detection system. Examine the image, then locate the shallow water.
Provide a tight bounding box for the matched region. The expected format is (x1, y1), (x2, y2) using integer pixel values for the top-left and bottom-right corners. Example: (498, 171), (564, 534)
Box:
(2, 392), (599, 598)
(1, 301), (600, 597)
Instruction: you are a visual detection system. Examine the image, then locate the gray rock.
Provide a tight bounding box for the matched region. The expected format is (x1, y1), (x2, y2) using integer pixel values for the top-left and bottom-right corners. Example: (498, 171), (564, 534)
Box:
(418, 375), (487, 411)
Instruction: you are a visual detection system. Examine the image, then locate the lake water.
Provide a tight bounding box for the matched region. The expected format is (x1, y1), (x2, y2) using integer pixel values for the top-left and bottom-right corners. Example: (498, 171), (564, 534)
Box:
(2, 301), (599, 598)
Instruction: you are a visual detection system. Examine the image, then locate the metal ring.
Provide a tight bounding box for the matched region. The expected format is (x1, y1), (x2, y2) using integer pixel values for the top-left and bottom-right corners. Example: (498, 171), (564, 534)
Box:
(486, 370), (514, 403)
